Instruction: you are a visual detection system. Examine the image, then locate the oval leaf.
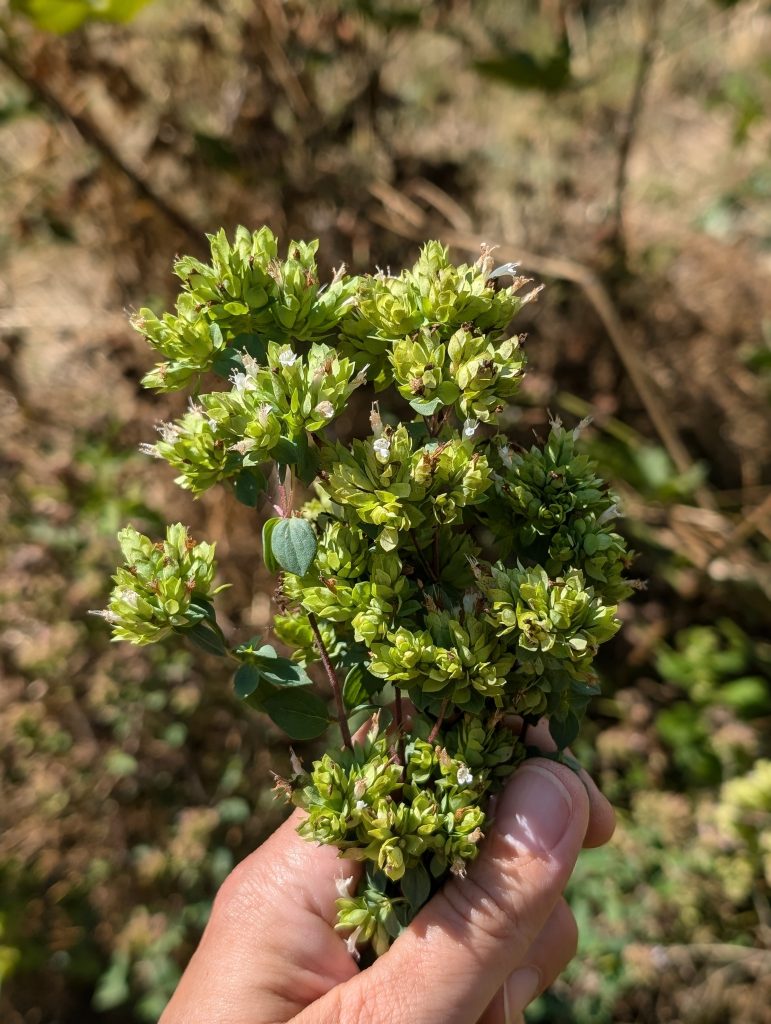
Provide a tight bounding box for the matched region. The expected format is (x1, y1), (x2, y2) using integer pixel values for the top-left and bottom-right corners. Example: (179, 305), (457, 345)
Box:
(262, 517), (282, 573)
(234, 663), (260, 699)
(262, 689), (329, 739)
(234, 469), (266, 507)
(272, 517), (317, 577)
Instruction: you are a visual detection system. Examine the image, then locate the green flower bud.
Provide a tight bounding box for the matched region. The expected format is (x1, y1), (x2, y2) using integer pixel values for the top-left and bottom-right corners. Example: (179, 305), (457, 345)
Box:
(92, 524), (224, 645)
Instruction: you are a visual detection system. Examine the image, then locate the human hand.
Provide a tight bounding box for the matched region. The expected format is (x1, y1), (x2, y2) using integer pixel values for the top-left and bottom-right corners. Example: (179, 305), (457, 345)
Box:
(161, 730), (614, 1024)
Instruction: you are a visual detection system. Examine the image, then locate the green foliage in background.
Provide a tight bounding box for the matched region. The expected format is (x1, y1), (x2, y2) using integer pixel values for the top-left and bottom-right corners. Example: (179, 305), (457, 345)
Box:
(11, 0), (150, 33)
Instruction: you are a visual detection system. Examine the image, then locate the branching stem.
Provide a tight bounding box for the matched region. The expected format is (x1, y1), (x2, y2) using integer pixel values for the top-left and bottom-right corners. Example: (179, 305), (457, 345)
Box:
(427, 697), (449, 744)
(307, 612), (353, 750)
(393, 688), (405, 764)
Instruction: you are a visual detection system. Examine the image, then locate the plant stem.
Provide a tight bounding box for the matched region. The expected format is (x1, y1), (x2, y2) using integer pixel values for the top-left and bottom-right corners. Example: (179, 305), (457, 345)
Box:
(307, 612), (353, 750)
(408, 530), (438, 582)
(393, 687), (405, 764)
(427, 696), (449, 744)
(609, 0), (665, 266)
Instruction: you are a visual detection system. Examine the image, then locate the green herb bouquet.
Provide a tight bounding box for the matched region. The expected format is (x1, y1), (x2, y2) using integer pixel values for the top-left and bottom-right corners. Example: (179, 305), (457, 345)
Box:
(94, 227), (632, 959)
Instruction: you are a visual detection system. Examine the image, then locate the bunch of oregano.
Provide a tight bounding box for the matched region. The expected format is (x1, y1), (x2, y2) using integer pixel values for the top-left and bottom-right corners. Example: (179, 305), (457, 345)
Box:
(94, 228), (632, 958)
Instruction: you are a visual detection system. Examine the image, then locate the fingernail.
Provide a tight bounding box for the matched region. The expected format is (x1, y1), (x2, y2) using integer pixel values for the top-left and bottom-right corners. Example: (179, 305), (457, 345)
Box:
(503, 966), (541, 1023)
(497, 763), (573, 854)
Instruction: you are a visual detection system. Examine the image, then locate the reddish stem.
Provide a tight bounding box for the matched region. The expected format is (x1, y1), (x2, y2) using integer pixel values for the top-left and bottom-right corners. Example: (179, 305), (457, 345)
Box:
(427, 696), (449, 744)
(307, 612), (353, 750)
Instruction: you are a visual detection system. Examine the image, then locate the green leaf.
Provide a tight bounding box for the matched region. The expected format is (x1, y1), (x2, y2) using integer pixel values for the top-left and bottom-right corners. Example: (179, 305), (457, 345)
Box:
(13, 0), (150, 33)
(233, 334), (268, 362)
(272, 517), (317, 576)
(186, 621), (227, 656)
(252, 653), (312, 688)
(436, 381), (460, 404)
(409, 395), (444, 417)
(234, 468), (266, 507)
(401, 863), (431, 910)
(234, 663), (260, 699)
(295, 433), (321, 485)
(262, 689), (330, 739)
(212, 347), (242, 378)
(273, 437), (300, 467)
(262, 516), (282, 573)
(209, 321), (224, 349)
(343, 664), (381, 709)
(548, 712), (580, 750)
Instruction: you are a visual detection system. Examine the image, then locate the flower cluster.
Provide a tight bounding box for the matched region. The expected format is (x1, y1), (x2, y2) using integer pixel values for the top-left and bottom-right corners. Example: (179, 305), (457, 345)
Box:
(101, 228), (631, 958)
(321, 426), (492, 551)
(133, 227), (357, 392)
(491, 422), (633, 603)
(289, 716), (523, 956)
(92, 524), (225, 645)
(340, 242), (538, 395)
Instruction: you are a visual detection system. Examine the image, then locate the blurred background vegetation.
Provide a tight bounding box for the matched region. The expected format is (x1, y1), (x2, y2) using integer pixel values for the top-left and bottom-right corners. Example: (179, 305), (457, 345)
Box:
(0, 0), (769, 1021)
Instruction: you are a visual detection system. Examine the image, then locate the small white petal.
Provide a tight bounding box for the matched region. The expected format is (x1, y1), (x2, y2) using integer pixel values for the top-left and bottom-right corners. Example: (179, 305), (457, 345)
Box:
(229, 370), (251, 392)
(278, 348), (298, 367)
(463, 418), (479, 438)
(450, 857), (467, 878)
(345, 926), (362, 959)
(88, 609), (120, 624)
(597, 504), (619, 526)
(373, 437), (391, 461)
(335, 875), (354, 898)
(241, 353), (260, 375)
(355, 799), (366, 811)
(289, 748), (304, 776)
(314, 400), (335, 420)
(456, 764), (474, 787)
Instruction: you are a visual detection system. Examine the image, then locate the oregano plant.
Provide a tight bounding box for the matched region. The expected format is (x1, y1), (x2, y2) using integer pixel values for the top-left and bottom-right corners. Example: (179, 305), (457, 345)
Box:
(94, 227), (633, 959)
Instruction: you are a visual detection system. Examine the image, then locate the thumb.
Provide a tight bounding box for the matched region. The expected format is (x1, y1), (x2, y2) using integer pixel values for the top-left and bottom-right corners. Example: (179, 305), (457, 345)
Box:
(293, 758), (589, 1024)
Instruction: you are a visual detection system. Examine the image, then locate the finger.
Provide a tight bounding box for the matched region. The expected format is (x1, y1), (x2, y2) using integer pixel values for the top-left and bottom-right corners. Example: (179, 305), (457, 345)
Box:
(477, 898), (578, 1024)
(516, 717), (615, 849)
(293, 757), (590, 1024)
(161, 808), (361, 1024)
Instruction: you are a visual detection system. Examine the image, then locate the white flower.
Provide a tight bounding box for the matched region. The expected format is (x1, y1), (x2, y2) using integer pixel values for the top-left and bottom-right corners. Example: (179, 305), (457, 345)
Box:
(314, 400), (335, 420)
(450, 857), (467, 878)
(241, 353), (260, 375)
(487, 261), (520, 281)
(355, 799), (366, 811)
(289, 747), (304, 776)
(88, 609), (120, 624)
(229, 370), (254, 392)
(229, 439), (254, 455)
(463, 418), (479, 439)
(278, 347), (298, 367)
(335, 875), (355, 898)
(373, 437), (391, 461)
(156, 421), (180, 443)
(345, 926), (362, 960)
(352, 364), (370, 389)
(498, 444), (513, 469)
(456, 763), (473, 787)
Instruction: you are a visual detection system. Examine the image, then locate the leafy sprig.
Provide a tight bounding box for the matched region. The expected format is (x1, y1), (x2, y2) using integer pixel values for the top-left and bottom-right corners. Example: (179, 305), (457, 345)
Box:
(98, 227), (631, 957)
